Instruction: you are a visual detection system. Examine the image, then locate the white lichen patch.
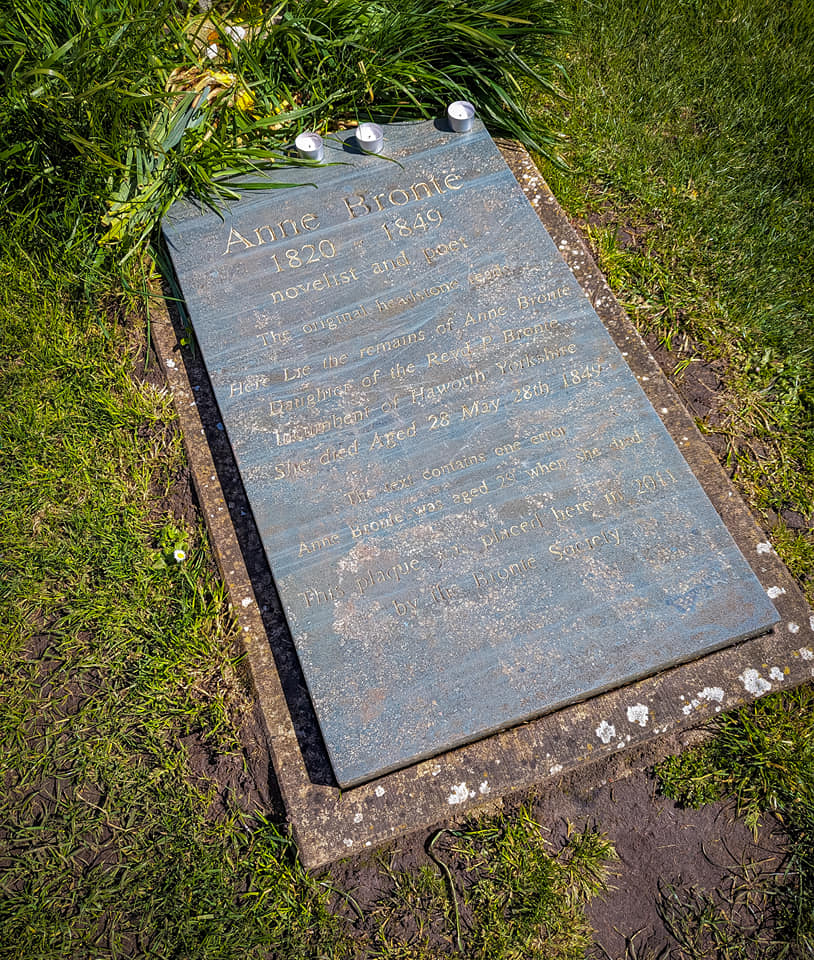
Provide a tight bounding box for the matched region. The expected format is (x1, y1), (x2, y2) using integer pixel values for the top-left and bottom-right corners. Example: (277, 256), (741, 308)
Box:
(374, 786), (385, 798)
(479, 780), (491, 795)
(799, 647), (814, 661)
(447, 782), (475, 805)
(767, 586), (786, 599)
(595, 720), (616, 744)
(739, 667), (772, 696)
(683, 686), (725, 715)
(626, 704), (649, 727)
(769, 667), (785, 682)
(337, 556), (359, 573)
(789, 622), (800, 634)
(549, 764), (563, 775)
(756, 542), (773, 554)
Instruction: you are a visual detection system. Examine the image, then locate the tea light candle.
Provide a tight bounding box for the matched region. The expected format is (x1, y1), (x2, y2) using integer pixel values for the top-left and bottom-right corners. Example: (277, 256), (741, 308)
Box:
(295, 131), (324, 162)
(447, 100), (475, 132)
(354, 122), (384, 154)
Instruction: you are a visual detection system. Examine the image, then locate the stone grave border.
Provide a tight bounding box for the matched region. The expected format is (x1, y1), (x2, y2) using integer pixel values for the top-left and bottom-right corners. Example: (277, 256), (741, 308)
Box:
(151, 138), (813, 870)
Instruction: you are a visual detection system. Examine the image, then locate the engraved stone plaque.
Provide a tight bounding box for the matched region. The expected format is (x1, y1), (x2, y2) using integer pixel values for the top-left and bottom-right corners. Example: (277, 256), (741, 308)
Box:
(163, 120), (778, 787)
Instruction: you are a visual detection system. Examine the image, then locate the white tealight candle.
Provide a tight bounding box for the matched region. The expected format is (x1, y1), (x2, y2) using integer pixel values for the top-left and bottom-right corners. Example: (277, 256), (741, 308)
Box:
(354, 122), (384, 154)
(295, 131), (324, 161)
(447, 100), (476, 132)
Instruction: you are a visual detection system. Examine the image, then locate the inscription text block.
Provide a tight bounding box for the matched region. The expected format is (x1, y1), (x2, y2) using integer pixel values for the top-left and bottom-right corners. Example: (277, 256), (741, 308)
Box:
(163, 121), (778, 787)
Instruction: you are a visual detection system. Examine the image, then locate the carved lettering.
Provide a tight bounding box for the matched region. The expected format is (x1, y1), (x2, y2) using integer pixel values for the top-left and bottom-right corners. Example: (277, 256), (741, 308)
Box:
(548, 528), (621, 561)
(551, 500), (594, 524)
(472, 555), (537, 591)
(356, 559), (421, 596)
(223, 212), (320, 255)
(343, 173), (465, 220)
(502, 318), (559, 343)
(516, 284), (573, 309)
(299, 534), (340, 556)
(270, 267), (360, 304)
(480, 512), (545, 553)
(223, 227), (255, 254)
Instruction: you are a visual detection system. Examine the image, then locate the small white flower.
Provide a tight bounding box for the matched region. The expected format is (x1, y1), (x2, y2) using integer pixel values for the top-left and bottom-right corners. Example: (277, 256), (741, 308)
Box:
(174, 549), (187, 562)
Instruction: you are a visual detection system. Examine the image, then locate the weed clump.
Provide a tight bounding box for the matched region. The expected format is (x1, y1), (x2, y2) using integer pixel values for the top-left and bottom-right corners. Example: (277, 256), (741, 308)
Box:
(1, 0), (569, 266)
(364, 809), (615, 958)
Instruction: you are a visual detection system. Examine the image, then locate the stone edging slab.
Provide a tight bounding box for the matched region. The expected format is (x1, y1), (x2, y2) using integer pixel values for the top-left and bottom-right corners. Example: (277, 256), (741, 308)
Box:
(150, 139), (813, 869)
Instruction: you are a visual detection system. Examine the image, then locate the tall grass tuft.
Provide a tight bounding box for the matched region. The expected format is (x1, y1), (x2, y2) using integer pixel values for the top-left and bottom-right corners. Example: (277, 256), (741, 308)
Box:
(1, 0), (568, 267)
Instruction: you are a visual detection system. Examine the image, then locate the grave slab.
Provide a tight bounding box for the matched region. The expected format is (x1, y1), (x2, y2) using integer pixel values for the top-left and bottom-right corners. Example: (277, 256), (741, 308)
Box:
(154, 132), (812, 868)
(163, 121), (777, 788)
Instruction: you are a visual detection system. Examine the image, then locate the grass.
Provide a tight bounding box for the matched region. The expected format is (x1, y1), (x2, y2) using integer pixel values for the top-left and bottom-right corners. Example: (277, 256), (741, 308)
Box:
(2, 0), (814, 955)
(0, 280), (615, 950)
(0, 238), (348, 958)
(356, 814), (614, 958)
(533, 0), (814, 600)
(1, 3), (615, 955)
(656, 688), (814, 955)
(1, 0), (569, 265)
(529, 0), (814, 953)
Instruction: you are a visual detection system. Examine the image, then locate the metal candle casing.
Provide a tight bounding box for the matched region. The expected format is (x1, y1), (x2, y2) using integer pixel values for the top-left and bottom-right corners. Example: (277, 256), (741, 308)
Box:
(295, 132), (324, 162)
(354, 122), (384, 154)
(447, 100), (476, 132)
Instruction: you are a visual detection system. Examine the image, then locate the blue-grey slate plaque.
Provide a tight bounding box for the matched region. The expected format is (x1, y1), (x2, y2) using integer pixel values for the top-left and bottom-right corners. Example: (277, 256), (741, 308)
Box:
(163, 120), (778, 787)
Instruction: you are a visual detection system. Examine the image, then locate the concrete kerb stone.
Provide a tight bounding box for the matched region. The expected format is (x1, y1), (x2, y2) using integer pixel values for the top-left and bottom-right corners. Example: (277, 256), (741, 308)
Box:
(150, 139), (814, 869)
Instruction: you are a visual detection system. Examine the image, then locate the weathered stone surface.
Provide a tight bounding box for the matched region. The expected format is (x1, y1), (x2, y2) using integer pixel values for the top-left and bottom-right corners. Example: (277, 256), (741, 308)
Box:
(163, 120), (778, 788)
